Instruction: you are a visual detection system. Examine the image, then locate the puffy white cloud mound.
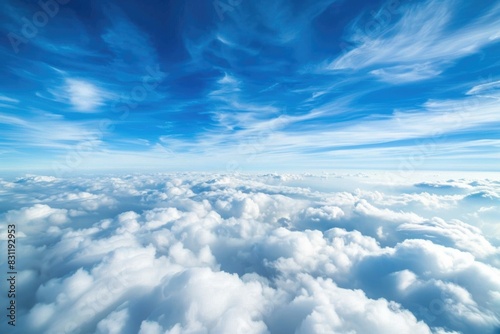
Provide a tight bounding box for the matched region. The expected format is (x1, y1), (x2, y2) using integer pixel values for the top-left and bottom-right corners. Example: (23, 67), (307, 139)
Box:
(0, 172), (499, 334)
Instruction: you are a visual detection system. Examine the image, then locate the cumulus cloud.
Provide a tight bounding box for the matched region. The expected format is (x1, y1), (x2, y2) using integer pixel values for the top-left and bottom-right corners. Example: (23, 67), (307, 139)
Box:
(0, 172), (499, 334)
(1, 204), (70, 240)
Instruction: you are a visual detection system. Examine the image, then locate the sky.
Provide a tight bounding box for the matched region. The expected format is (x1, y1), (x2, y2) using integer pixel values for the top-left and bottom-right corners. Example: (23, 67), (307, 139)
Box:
(0, 0), (499, 173)
(1, 2), (500, 332)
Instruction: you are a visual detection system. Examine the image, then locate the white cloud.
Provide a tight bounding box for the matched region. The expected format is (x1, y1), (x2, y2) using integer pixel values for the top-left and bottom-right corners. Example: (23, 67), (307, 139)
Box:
(370, 63), (443, 83)
(1, 172), (499, 333)
(158, 268), (271, 333)
(0, 95), (19, 103)
(467, 80), (500, 98)
(354, 199), (425, 224)
(1, 204), (69, 238)
(0, 112), (105, 152)
(65, 79), (105, 112)
(95, 309), (129, 334)
(47, 191), (117, 211)
(291, 275), (432, 334)
(398, 217), (496, 257)
(329, 0), (500, 78)
(139, 320), (164, 334)
(15, 175), (58, 183)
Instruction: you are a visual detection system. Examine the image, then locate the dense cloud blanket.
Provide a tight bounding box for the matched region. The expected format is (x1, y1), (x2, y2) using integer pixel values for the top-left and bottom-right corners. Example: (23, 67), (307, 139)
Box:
(0, 172), (499, 334)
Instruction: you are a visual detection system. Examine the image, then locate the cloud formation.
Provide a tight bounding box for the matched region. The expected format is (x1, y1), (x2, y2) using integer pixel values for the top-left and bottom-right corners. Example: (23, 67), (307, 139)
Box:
(0, 172), (499, 333)
(65, 79), (105, 112)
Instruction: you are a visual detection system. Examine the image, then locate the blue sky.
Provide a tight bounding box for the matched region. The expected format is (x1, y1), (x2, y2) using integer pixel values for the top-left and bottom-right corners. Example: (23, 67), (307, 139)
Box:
(0, 0), (499, 173)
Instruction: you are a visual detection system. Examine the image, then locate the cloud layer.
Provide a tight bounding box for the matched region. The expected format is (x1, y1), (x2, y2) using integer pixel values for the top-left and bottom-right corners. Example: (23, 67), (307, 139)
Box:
(1, 172), (499, 333)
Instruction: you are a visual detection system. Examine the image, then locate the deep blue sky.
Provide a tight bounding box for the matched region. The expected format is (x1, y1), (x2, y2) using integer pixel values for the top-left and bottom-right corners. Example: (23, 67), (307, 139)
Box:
(0, 0), (499, 173)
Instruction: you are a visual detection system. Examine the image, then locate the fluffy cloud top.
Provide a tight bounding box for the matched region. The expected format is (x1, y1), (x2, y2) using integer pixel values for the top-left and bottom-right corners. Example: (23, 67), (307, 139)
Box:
(0, 172), (499, 334)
